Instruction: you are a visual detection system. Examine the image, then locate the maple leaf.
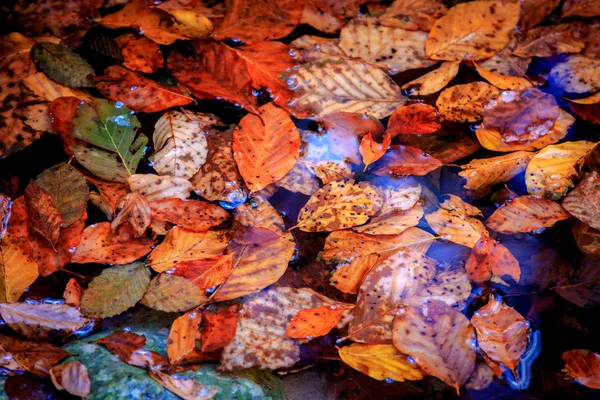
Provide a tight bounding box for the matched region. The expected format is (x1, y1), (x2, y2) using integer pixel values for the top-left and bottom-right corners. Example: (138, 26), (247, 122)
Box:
(114, 34), (163, 74)
(485, 196), (571, 234)
(387, 104), (441, 136)
(466, 235), (520, 284)
(339, 344), (424, 382)
(562, 350), (600, 389)
(401, 62), (460, 96)
(50, 361), (90, 398)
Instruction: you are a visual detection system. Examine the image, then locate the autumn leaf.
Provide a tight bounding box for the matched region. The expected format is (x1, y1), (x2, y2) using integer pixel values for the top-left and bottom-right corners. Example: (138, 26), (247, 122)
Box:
(525, 141), (596, 199)
(549, 56), (600, 93)
(63, 278), (84, 308)
(289, 35), (346, 63)
(561, 0), (600, 18)
(155, 2), (213, 40)
(426, 0), (520, 61)
(71, 222), (155, 265)
(94, 66), (194, 113)
(387, 104), (441, 136)
(513, 21), (587, 58)
(142, 274), (209, 313)
(201, 306), (238, 353)
(0, 334), (69, 375)
(436, 82), (500, 122)
(572, 221), (600, 255)
(233, 197), (285, 233)
(127, 174), (193, 202)
(459, 151), (535, 191)
(212, 0), (303, 43)
(167, 309), (203, 365)
(0, 238), (39, 303)
(114, 34), (163, 74)
(471, 297), (529, 373)
(0, 303), (90, 341)
(50, 361), (90, 398)
(359, 132), (391, 170)
(485, 195), (571, 234)
(85, 175), (127, 217)
(284, 59), (406, 119)
(379, 0), (447, 31)
(0, 195), (9, 240)
(150, 199), (229, 232)
(168, 254), (234, 292)
(473, 62), (532, 90)
(555, 255), (600, 307)
(401, 62), (460, 96)
(339, 344), (424, 382)
(285, 305), (348, 339)
(149, 367), (217, 400)
(24, 181), (62, 248)
(96, 331), (168, 368)
(110, 192), (152, 237)
(372, 145), (442, 176)
(233, 103), (300, 191)
(562, 172), (600, 230)
(294, 181), (381, 232)
(562, 350), (600, 389)
(30, 42), (94, 87)
(49, 96), (85, 155)
(276, 162), (320, 196)
(466, 235), (520, 283)
(520, 0), (560, 31)
(392, 300), (476, 392)
(339, 17), (434, 74)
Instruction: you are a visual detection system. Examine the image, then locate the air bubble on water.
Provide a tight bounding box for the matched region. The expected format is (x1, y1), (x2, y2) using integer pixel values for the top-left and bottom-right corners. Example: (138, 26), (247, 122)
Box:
(384, 378), (394, 384)
(189, 312), (197, 319)
(115, 101), (125, 109)
(123, 327), (131, 332)
(165, 268), (176, 274)
(407, 356), (417, 366)
(68, 246), (77, 253)
(24, 298), (39, 304)
(130, 85), (138, 91)
(206, 286), (218, 296)
(306, 336), (313, 341)
(42, 298), (64, 305)
(114, 115), (131, 127)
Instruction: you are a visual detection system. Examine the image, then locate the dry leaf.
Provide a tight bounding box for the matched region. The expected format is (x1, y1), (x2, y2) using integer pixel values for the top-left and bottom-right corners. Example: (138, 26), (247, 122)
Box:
(379, 0), (447, 31)
(285, 305), (348, 339)
(201, 306), (238, 353)
(50, 361), (90, 398)
(339, 344), (424, 382)
(149, 199), (228, 232)
(149, 367), (217, 400)
(485, 195), (571, 234)
(115, 34), (163, 74)
(386, 104), (441, 136)
(436, 82), (500, 122)
(549, 55), (600, 93)
(466, 235), (520, 284)
(513, 21), (587, 57)
(167, 310), (203, 365)
(401, 62), (460, 96)
(562, 349), (600, 389)
(562, 172), (600, 230)
(459, 151), (535, 191)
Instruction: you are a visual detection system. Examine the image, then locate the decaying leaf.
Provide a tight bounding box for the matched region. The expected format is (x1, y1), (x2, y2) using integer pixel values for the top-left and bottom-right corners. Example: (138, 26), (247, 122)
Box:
(556, 255), (600, 307)
(549, 56), (600, 93)
(149, 367), (217, 400)
(0, 334), (69, 375)
(401, 62), (460, 96)
(96, 330), (168, 368)
(562, 172), (600, 230)
(110, 192), (152, 237)
(359, 132), (391, 170)
(289, 35), (346, 63)
(436, 82), (500, 122)
(562, 349), (600, 389)
(513, 21), (587, 58)
(24, 181), (62, 248)
(63, 278), (84, 308)
(459, 151), (535, 191)
(387, 104), (441, 136)
(471, 297), (529, 372)
(379, 0), (447, 31)
(150, 199), (229, 232)
(520, 0), (560, 31)
(562, 0), (600, 18)
(285, 305), (348, 339)
(485, 196), (571, 234)
(127, 174), (193, 202)
(114, 34), (163, 74)
(50, 361), (90, 398)
(339, 344), (424, 382)
(201, 306), (238, 353)
(30, 42), (94, 88)
(466, 235), (520, 284)
(0, 239), (39, 303)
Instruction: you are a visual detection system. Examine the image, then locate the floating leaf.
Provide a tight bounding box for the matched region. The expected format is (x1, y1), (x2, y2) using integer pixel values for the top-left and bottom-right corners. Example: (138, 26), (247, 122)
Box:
(339, 344), (424, 382)
(167, 310), (203, 365)
(127, 174), (192, 202)
(201, 306), (238, 353)
(30, 42), (94, 87)
(513, 21), (587, 58)
(50, 361), (90, 398)
(94, 66), (194, 113)
(525, 141), (596, 199)
(81, 262), (150, 318)
(285, 59), (406, 119)
(372, 145), (442, 176)
(562, 350), (600, 389)
(425, 0), (520, 61)
(459, 151), (535, 191)
(285, 305), (348, 339)
(379, 0), (447, 31)
(96, 331), (168, 368)
(401, 62), (460, 96)
(150, 199), (229, 232)
(471, 297), (529, 372)
(114, 34), (162, 73)
(322, 111), (384, 164)
(425, 195), (487, 248)
(562, 172), (600, 230)
(0, 239), (39, 303)
(549, 56), (600, 93)
(24, 181), (62, 248)
(485, 196), (571, 234)
(556, 255), (600, 307)
(436, 82), (500, 122)
(149, 367), (217, 400)
(466, 235), (520, 284)
(386, 104), (441, 136)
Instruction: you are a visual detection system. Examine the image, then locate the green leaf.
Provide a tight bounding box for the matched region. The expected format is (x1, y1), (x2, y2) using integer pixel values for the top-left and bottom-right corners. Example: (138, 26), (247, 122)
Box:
(72, 99), (148, 182)
(30, 42), (95, 88)
(35, 163), (89, 227)
(81, 262), (151, 318)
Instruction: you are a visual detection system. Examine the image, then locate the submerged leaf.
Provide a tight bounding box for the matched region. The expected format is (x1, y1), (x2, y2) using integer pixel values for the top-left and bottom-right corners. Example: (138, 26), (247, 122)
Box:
(466, 235), (520, 284)
(485, 196), (571, 234)
(372, 145), (442, 176)
(562, 172), (600, 230)
(562, 350), (600, 389)
(50, 361), (90, 398)
(30, 42), (94, 87)
(549, 56), (600, 93)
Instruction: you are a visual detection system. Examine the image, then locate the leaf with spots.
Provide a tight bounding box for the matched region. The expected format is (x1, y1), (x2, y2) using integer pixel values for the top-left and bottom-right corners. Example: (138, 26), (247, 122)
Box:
(24, 181), (62, 248)
(110, 192), (152, 237)
(30, 42), (94, 88)
(150, 199), (229, 232)
(294, 181), (382, 232)
(562, 350), (600, 389)
(471, 297), (529, 373)
(63, 278), (84, 308)
(96, 331), (168, 368)
(285, 305), (350, 339)
(513, 21), (587, 58)
(167, 310), (204, 365)
(485, 195), (571, 234)
(201, 306), (238, 353)
(379, 0), (447, 31)
(386, 104), (441, 136)
(81, 262), (151, 318)
(436, 82), (500, 122)
(459, 151), (535, 192)
(94, 66), (194, 113)
(0, 238), (39, 303)
(401, 62), (460, 96)
(561, 0), (600, 18)
(0, 334), (69, 375)
(127, 174), (193, 202)
(466, 235), (520, 284)
(473, 62), (532, 90)
(562, 172), (600, 231)
(425, 0), (520, 61)
(233, 103), (300, 192)
(142, 273), (209, 312)
(289, 35), (346, 63)
(359, 131), (391, 170)
(525, 141), (597, 199)
(392, 301), (476, 392)
(372, 145), (442, 177)
(339, 344), (424, 383)
(549, 56), (600, 93)
(114, 34), (163, 74)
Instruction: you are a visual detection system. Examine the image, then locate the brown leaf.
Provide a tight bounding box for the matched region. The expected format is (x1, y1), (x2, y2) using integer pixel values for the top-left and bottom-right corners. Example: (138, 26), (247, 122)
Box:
(150, 198), (229, 232)
(0, 194), (10, 240)
(95, 66), (194, 113)
(563, 172), (600, 230)
(115, 33), (164, 73)
(485, 195), (571, 234)
(285, 305), (348, 339)
(392, 301), (476, 392)
(562, 349), (600, 389)
(96, 331), (168, 368)
(556, 255), (600, 307)
(562, 0), (600, 18)
(142, 274), (209, 313)
(0, 334), (69, 375)
(63, 278), (84, 308)
(436, 82), (500, 122)
(387, 104), (441, 136)
(513, 21), (587, 57)
(379, 0), (447, 31)
(520, 0), (560, 31)
(24, 181), (62, 248)
(466, 235), (520, 284)
(71, 222), (154, 265)
(149, 367), (217, 400)
(572, 221), (600, 255)
(111, 192), (152, 237)
(85, 175), (127, 216)
(549, 55), (600, 93)
(372, 145), (442, 176)
(401, 62), (460, 96)
(289, 35), (346, 63)
(569, 101), (600, 125)
(167, 309), (203, 365)
(354, 204), (423, 236)
(471, 297), (529, 372)
(359, 132), (391, 170)
(50, 361), (90, 398)
(201, 306), (238, 353)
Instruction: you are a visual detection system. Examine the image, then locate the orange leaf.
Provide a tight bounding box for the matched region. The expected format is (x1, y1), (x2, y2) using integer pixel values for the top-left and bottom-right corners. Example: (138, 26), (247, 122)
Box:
(485, 196), (571, 234)
(285, 305), (347, 339)
(95, 66), (194, 113)
(466, 235), (520, 284)
(359, 132), (391, 170)
(387, 104), (441, 136)
(70, 222), (155, 265)
(562, 349), (600, 389)
(172, 254), (234, 291)
(233, 103), (300, 191)
(166, 310), (203, 365)
(49, 96), (84, 156)
(372, 145), (442, 176)
(24, 181), (62, 248)
(149, 198), (229, 232)
(85, 176), (127, 216)
(114, 34), (163, 74)
(201, 306), (238, 353)
(96, 331), (168, 369)
(50, 361), (90, 398)
(473, 62), (532, 90)
(63, 278), (84, 308)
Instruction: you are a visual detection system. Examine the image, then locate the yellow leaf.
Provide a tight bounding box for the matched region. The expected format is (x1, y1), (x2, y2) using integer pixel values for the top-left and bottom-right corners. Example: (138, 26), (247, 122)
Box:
(353, 204), (423, 235)
(425, 195), (487, 248)
(565, 92), (600, 105)
(162, 9), (213, 39)
(141, 274), (208, 313)
(436, 82), (500, 122)
(127, 174), (193, 202)
(167, 310), (203, 365)
(339, 344), (424, 382)
(402, 61), (460, 96)
(149, 367), (217, 400)
(0, 239), (39, 303)
(474, 62), (532, 90)
(459, 151), (535, 191)
(562, 172), (600, 230)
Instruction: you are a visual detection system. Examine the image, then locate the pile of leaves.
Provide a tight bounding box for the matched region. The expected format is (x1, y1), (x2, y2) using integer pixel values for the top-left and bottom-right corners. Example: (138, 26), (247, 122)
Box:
(1, 0), (600, 398)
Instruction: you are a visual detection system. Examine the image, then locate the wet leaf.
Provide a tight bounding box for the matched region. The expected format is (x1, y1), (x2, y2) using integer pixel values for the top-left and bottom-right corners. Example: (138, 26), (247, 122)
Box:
(289, 35), (346, 63)
(111, 192), (152, 237)
(561, 0), (600, 18)
(466, 235), (520, 284)
(24, 181), (62, 248)
(149, 367), (217, 400)
(562, 349), (600, 389)
(0, 334), (69, 374)
(520, 0), (560, 31)
(95, 66), (194, 113)
(562, 172), (600, 230)
(285, 305), (348, 339)
(465, 360), (495, 390)
(96, 330), (168, 368)
(426, 1), (520, 61)
(401, 62), (460, 96)
(285, 59), (406, 119)
(201, 306), (238, 353)
(0, 303), (90, 341)
(81, 262), (150, 318)
(372, 145), (442, 176)
(142, 273), (208, 312)
(0, 239), (39, 303)
(71, 222), (155, 265)
(549, 55), (600, 93)
(436, 82), (500, 122)
(354, 204), (423, 236)
(513, 21), (587, 58)
(50, 361), (90, 398)
(87, 30), (123, 62)
(485, 195), (571, 234)
(526, 141), (596, 199)
(0, 195), (10, 240)
(168, 254), (234, 292)
(392, 300), (476, 392)
(339, 344), (424, 382)
(63, 278), (84, 308)
(459, 151), (535, 191)
(339, 17), (434, 74)
(127, 174), (193, 202)
(379, 0), (447, 31)
(156, 3), (213, 40)
(150, 198), (229, 232)
(556, 255), (600, 307)
(473, 62), (532, 90)
(360, 132), (392, 170)
(30, 42), (94, 87)
(167, 309), (203, 365)
(387, 104), (441, 136)
(471, 297), (529, 372)
(114, 34), (163, 74)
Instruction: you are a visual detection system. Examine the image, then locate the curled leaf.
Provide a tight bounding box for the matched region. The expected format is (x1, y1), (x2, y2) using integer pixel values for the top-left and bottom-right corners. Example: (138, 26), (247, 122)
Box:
(50, 361), (90, 398)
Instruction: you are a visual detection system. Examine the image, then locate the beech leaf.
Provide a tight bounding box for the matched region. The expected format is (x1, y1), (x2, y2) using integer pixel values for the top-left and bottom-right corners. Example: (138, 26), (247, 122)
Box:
(30, 42), (94, 87)
(466, 235), (520, 284)
(150, 199), (229, 232)
(512, 21), (587, 58)
(0, 239), (39, 303)
(401, 61), (460, 96)
(167, 310), (203, 365)
(372, 145), (442, 176)
(127, 174), (193, 202)
(149, 367), (217, 400)
(379, 0), (447, 31)
(201, 306), (238, 353)
(485, 196), (571, 234)
(285, 305), (348, 339)
(24, 181), (62, 248)
(114, 34), (162, 74)
(549, 56), (600, 94)
(562, 350), (600, 389)
(436, 82), (500, 122)
(556, 255), (600, 307)
(0, 334), (69, 375)
(562, 172), (600, 230)
(459, 151), (535, 191)
(339, 344), (424, 382)
(386, 104), (441, 136)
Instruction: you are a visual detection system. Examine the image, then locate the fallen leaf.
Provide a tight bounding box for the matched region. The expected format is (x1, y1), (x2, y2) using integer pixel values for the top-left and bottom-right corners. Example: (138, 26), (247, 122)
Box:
(568, 101), (600, 125)
(24, 181), (62, 248)
(50, 361), (90, 398)
(562, 349), (600, 389)
(212, 0), (303, 43)
(556, 255), (600, 307)
(30, 42), (94, 87)
(562, 0), (600, 18)
(401, 62), (460, 96)
(289, 35), (346, 63)
(426, 0), (520, 61)
(285, 59), (406, 119)
(354, 204), (423, 235)
(436, 82), (500, 122)
(147, 227), (228, 272)
(474, 62), (532, 90)
(0, 334), (69, 375)
(386, 104), (441, 136)
(85, 176), (127, 217)
(149, 367), (217, 400)
(95, 66), (194, 113)
(520, 0), (560, 31)
(471, 297), (529, 372)
(562, 172), (600, 230)
(339, 344), (424, 382)
(0, 239), (39, 303)
(572, 221), (600, 255)
(339, 17), (435, 74)
(156, 3), (213, 40)
(425, 195), (487, 248)
(114, 34), (163, 74)
(0, 195), (10, 240)
(513, 21), (587, 58)
(549, 55), (600, 93)
(465, 360), (495, 390)
(49, 96), (85, 155)
(285, 305), (348, 339)
(167, 309), (203, 365)
(142, 273), (208, 312)
(392, 300), (476, 392)
(96, 331), (168, 368)
(372, 145), (442, 176)
(466, 235), (520, 284)
(167, 254), (234, 291)
(459, 151), (535, 191)
(201, 306), (238, 353)
(485, 195), (571, 234)
(276, 162), (321, 196)
(111, 192), (152, 236)
(300, 1), (346, 34)
(71, 222), (155, 265)
(150, 198), (229, 232)
(233, 103), (300, 191)
(294, 181), (381, 232)
(395, 130), (481, 164)
(476, 53), (531, 77)
(583, 20), (600, 59)
(63, 278), (84, 308)
(379, 0), (447, 31)
(0, 303), (90, 341)
(127, 174), (193, 202)
(233, 197), (285, 233)
(526, 141), (596, 199)
(360, 132), (392, 170)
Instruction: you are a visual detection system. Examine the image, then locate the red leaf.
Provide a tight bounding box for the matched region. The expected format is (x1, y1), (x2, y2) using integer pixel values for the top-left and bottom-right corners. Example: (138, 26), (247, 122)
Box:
(49, 96), (85, 156)
(114, 34), (163, 74)
(149, 198), (229, 232)
(359, 131), (391, 170)
(387, 104), (441, 136)
(466, 235), (520, 284)
(24, 181), (62, 248)
(372, 145), (442, 176)
(201, 306), (238, 353)
(285, 305), (346, 339)
(562, 349), (600, 389)
(96, 331), (168, 369)
(171, 254), (234, 291)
